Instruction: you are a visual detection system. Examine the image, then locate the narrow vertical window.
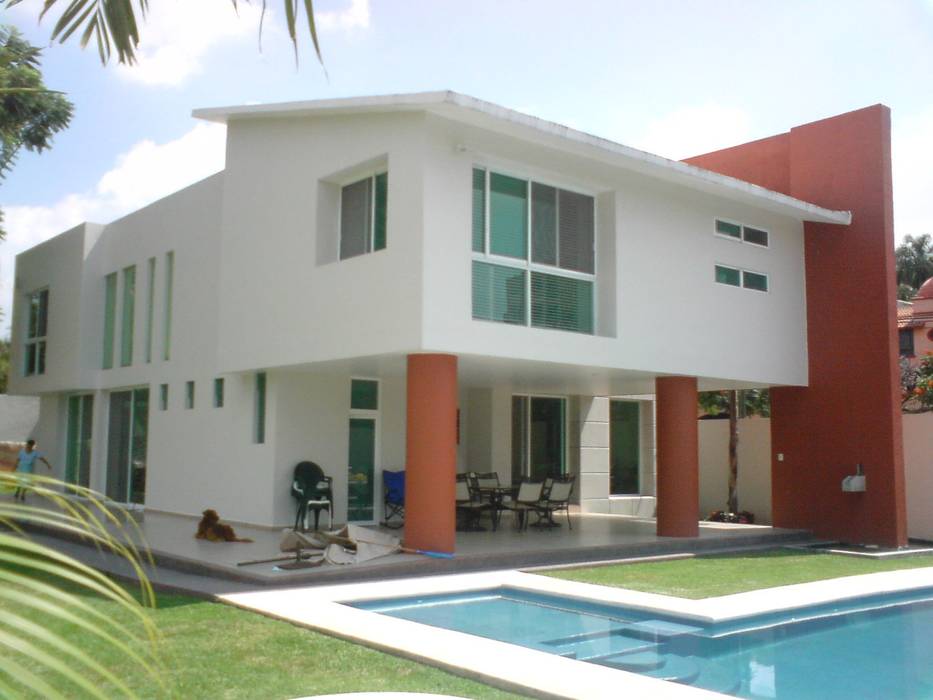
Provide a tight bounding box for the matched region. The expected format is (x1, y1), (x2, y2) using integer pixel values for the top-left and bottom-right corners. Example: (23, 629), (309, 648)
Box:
(24, 288), (49, 376)
(145, 257), (156, 363)
(163, 251), (174, 361)
(472, 168), (486, 253)
(120, 265), (135, 367)
(185, 381), (195, 409)
(159, 384), (168, 411)
(103, 273), (117, 369)
(214, 378), (224, 408)
(254, 372), (266, 444)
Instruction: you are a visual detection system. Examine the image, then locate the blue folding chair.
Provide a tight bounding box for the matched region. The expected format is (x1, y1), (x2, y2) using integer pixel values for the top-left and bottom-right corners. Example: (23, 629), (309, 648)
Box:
(382, 470), (405, 529)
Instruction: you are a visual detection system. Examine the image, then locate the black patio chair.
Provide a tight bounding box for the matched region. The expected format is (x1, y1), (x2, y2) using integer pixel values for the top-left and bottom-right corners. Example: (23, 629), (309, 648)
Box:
(533, 474), (575, 529)
(502, 480), (545, 532)
(456, 473), (494, 531)
(291, 461), (333, 532)
(382, 469), (405, 529)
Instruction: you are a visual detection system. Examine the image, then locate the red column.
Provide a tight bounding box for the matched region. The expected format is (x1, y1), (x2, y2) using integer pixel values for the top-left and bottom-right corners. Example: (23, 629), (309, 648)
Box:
(655, 376), (699, 537)
(404, 353), (457, 554)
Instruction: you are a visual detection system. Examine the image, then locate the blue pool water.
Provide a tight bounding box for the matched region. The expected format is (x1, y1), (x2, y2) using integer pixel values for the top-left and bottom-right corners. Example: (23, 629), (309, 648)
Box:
(353, 586), (933, 699)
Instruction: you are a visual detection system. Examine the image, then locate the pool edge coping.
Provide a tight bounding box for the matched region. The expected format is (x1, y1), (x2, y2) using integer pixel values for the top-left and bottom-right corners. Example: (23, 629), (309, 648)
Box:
(217, 566), (933, 700)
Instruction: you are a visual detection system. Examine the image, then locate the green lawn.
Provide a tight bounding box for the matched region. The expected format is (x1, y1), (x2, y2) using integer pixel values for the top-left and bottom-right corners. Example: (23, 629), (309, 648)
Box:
(542, 549), (933, 598)
(3, 575), (522, 700)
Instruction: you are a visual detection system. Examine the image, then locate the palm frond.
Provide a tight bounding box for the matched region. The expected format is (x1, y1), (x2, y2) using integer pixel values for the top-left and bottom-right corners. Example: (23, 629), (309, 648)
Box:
(0, 473), (164, 697)
(6, 0), (324, 67)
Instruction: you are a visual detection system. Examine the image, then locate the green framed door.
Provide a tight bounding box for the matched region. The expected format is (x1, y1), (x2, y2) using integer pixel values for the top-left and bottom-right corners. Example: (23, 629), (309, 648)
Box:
(511, 396), (566, 481)
(106, 388), (149, 504)
(65, 394), (94, 488)
(347, 417), (376, 521)
(610, 400), (640, 495)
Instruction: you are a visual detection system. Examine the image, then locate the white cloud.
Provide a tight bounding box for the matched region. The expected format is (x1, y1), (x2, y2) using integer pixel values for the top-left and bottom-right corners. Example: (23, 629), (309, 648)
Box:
(317, 0), (371, 32)
(114, 0), (265, 86)
(627, 104), (754, 161)
(2, 123), (226, 333)
(893, 107), (933, 241)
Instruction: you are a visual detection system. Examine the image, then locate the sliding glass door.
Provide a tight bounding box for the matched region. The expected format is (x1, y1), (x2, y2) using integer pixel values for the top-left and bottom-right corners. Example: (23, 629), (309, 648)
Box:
(511, 396), (566, 482)
(610, 400), (640, 495)
(106, 388), (149, 504)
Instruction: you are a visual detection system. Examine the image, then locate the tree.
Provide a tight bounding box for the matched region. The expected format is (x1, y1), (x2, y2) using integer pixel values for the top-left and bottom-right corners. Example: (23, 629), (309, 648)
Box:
(0, 26), (74, 238)
(895, 234), (933, 300)
(3, 0), (324, 66)
(0, 338), (10, 393)
(698, 388), (770, 517)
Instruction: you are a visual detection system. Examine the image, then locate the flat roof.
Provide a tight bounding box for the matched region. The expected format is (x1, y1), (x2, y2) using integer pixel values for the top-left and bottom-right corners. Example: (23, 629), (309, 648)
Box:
(193, 91), (851, 226)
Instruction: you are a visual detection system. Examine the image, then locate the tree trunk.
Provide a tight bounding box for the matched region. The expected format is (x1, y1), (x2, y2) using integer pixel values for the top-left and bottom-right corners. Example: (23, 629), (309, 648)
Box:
(727, 390), (739, 514)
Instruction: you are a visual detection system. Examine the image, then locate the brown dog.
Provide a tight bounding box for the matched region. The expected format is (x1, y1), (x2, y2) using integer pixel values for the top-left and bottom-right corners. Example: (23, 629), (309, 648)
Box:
(195, 509), (253, 543)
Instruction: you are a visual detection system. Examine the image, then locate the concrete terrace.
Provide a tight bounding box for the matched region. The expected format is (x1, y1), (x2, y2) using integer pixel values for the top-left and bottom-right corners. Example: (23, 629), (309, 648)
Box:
(10, 498), (812, 595)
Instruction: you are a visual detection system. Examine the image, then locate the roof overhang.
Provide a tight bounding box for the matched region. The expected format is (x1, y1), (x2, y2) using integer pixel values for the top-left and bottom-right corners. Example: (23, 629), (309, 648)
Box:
(193, 91), (851, 226)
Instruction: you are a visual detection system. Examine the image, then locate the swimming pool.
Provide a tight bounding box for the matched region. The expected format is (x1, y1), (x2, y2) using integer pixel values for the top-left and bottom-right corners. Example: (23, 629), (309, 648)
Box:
(354, 585), (933, 699)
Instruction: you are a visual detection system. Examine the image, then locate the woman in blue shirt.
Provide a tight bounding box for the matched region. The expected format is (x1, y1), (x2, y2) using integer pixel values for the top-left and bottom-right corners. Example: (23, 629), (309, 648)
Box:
(14, 439), (52, 501)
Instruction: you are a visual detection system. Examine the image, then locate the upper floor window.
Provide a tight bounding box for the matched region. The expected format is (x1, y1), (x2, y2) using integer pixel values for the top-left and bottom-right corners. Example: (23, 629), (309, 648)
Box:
(471, 167), (595, 334)
(715, 218), (769, 247)
(715, 264), (769, 293)
(340, 172), (387, 260)
(24, 288), (48, 376)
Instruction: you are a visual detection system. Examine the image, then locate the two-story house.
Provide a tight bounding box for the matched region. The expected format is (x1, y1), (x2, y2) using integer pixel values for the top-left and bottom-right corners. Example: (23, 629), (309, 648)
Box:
(10, 92), (906, 552)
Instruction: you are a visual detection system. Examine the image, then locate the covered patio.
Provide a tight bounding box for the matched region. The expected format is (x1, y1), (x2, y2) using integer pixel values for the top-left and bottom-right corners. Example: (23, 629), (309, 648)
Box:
(14, 501), (810, 595)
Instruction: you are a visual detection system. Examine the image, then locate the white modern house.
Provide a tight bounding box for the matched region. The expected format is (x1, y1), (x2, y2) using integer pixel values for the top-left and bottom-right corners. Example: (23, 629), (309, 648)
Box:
(10, 92), (854, 550)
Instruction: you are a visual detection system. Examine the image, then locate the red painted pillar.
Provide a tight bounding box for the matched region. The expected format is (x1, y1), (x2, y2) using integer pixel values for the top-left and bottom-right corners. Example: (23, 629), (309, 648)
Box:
(655, 376), (699, 537)
(404, 353), (457, 554)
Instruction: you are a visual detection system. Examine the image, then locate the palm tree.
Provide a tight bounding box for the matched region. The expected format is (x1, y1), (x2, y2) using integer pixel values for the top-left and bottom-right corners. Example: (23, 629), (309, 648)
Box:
(895, 234), (933, 298)
(3, 0), (323, 66)
(0, 472), (162, 698)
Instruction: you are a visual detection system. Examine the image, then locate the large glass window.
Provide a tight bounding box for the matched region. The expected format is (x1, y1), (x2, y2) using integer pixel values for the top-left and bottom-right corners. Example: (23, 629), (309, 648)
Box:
(472, 167), (595, 334)
(340, 172), (388, 260)
(610, 400), (640, 495)
(511, 395), (566, 482)
(121, 265), (135, 367)
(145, 257), (155, 364)
(24, 288), (48, 376)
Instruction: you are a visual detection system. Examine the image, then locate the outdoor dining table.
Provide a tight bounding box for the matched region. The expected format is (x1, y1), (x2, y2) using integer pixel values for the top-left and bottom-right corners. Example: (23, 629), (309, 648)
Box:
(476, 485), (518, 529)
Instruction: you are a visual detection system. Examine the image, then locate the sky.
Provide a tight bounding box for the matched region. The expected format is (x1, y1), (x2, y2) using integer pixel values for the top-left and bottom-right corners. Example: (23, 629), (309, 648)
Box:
(1, 0), (932, 334)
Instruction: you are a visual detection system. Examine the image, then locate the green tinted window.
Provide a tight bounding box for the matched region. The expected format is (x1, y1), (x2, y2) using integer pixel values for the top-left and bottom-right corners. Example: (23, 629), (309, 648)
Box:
(472, 261), (527, 325)
(743, 270), (769, 292)
(254, 372), (266, 444)
(715, 265), (741, 286)
(715, 219), (742, 239)
(159, 384), (168, 411)
(743, 226), (769, 247)
(531, 183), (557, 266)
(120, 266), (135, 367)
(373, 172), (387, 251)
(103, 272), (117, 369)
(530, 272), (593, 334)
(472, 168), (486, 253)
(489, 173), (527, 259)
(163, 252), (174, 361)
(214, 378), (224, 408)
(351, 379), (379, 410)
(185, 381), (195, 409)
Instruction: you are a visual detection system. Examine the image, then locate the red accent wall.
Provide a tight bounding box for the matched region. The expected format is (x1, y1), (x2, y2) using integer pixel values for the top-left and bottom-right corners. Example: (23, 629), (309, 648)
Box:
(686, 105), (906, 546)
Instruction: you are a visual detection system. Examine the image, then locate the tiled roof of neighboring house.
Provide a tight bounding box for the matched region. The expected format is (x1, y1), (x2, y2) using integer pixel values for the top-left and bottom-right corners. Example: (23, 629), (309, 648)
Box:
(193, 91), (851, 227)
(899, 279), (933, 328)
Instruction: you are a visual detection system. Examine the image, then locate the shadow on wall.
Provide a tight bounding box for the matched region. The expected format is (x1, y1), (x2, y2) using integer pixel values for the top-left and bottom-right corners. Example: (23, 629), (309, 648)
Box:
(0, 395), (40, 470)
